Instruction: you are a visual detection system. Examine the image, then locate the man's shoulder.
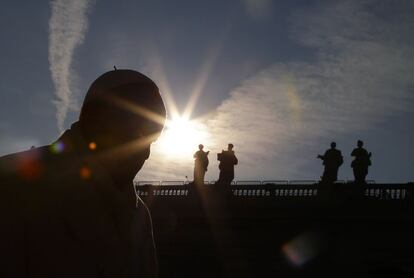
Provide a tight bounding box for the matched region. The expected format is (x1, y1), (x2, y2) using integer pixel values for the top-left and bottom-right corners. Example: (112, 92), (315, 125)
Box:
(0, 146), (57, 219)
(0, 145), (87, 194)
(0, 146), (50, 181)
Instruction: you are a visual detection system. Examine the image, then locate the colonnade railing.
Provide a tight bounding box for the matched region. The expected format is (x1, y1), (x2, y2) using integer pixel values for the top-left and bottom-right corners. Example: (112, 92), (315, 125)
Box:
(134, 181), (413, 201)
(134, 180), (381, 186)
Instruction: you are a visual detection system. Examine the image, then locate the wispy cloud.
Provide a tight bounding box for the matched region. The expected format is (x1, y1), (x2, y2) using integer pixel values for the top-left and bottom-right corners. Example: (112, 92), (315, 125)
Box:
(48, 0), (95, 132)
(208, 1), (414, 180)
(138, 1), (414, 182)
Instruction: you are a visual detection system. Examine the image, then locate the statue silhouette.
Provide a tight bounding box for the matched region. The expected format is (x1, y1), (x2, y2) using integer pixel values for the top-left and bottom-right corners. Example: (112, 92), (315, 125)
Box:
(193, 144), (209, 186)
(217, 143), (238, 186)
(0, 69), (166, 278)
(317, 142), (343, 183)
(351, 140), (372, 184)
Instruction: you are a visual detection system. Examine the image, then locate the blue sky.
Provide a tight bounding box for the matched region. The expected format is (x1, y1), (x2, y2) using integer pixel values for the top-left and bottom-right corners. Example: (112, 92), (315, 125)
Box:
(1, 0), (413, 182)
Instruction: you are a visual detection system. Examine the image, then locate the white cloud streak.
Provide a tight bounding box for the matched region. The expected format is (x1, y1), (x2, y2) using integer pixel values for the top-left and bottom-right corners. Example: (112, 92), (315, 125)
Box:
(49, 0), (95, 132)
(139, 1), (414, 182)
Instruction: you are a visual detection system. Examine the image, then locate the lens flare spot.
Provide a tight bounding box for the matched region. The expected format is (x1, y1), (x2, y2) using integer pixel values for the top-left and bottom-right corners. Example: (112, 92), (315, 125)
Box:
(50, 141), (65, 154)
(80, 166), (91, 179)
(88, 142), (97, 151)
(18, 151), (43, 181)
(282, 232), (320, 267)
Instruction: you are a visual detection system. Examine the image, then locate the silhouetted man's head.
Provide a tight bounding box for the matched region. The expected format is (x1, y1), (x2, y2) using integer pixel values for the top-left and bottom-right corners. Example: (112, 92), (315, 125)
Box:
(228, 143), (234, 151)
(357, 140), (364, 148)
(331, 142), (336, 149)
(198, 144), (204, 150)
(78, 69), (166, 183)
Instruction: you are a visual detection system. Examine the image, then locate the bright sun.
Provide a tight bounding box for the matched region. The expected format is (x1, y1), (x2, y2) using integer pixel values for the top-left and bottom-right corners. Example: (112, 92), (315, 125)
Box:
(156, 116), (209, 159)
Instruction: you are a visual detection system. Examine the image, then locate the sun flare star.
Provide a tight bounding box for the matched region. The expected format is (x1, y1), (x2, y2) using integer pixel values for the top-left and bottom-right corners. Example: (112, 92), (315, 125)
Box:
(156, 116), (209, 160)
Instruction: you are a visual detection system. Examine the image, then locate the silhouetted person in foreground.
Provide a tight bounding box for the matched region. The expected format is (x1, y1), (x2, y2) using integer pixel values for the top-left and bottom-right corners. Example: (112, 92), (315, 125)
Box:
(351, 140), (372, 184)
(193, 144), (209, 186)
(0, 70), (166, 278)
(317, 142), (343, 183)
(217, 143), (238, 185)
